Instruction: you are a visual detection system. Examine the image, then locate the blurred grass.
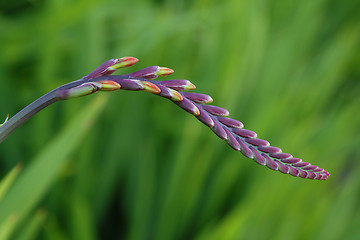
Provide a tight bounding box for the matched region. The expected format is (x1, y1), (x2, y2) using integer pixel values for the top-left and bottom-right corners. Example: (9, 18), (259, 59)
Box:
(0, 0), (359, 239)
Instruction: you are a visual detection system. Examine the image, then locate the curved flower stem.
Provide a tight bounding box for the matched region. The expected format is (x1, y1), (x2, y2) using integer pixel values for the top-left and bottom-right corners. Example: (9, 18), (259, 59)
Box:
(0, 74), (134, 144)
(0, 81), (75, 143)
(0, 57), (330, 180)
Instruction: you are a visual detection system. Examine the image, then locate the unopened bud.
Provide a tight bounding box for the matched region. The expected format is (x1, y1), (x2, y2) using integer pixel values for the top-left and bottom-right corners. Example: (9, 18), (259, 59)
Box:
(141, 81), (161, 94)
(156, 67), (174, 77)
(57, 82), (102, 100)
(109, 57), (139, 70)
(97, 80), (121, 91)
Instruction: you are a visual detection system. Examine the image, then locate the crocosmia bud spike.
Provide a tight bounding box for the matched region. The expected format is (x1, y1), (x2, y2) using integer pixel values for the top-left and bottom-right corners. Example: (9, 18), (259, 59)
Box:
(1, 57), (329, 180)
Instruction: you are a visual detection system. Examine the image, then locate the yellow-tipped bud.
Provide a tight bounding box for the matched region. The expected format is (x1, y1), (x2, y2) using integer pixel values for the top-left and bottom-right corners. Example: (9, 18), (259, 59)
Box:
(109, 57), (139, 70)
(156, 67), (174, 77)
(98, 80), (121, 91)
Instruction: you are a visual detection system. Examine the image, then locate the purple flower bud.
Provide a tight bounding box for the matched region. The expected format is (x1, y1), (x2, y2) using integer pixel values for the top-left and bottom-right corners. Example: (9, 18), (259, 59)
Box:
(269, 153), (292, 159)
(232, 129), (257, 138)
(288, 167), (299, 177)
(299, 170), (308, 178)
(141, 81), (161, 94)
(155, 85), (183, 101)
(196, 108), (214, 127)
(173, 98), (200, 116)
(249, 146), (266, 165)
(129, 66), (174, 79)
(281, 158), (302, 164)
(237, 137), (254, 159)
(56, 82), (101, 100)
(224, 128), (240, 151)
(158, 80), (196, 91)
(312, 168), (324, 172)
(169, 89), (183, 101)
(217, 117), (244, 128)
(245, 138), (270, 147)
(202, 105), (229, 116)
(183, 92), (213, 104)
(302, 165), (318, 171)
(257, 146), (281, 154)
(316, 173), (325, 179)
(292, 162), (310, 168)
(155, 84), (173, 99)
(129, 66), (160, 79)
(211, 118), (228, 140)
(277, 162), (290, 174)
(263, 154), (278, 171)
(307, 172), (316, 179)
(85, 57), (138, 79)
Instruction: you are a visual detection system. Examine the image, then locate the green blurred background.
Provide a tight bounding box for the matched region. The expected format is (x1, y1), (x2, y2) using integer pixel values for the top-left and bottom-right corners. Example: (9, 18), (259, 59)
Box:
(0, 0), (359, 239)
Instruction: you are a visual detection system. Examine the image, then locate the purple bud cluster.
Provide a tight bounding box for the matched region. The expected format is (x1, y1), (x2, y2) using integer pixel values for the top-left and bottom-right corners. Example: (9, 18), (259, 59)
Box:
(58, 57), (330, 180)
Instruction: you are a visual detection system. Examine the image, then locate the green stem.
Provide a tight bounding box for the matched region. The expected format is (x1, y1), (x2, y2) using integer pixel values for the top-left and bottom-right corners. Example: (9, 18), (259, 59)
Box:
(0, 78), (88, 144)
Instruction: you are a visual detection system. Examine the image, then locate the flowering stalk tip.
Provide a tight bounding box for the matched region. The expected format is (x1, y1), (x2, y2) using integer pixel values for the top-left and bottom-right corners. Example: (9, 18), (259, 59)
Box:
(0, 57), (330, 181)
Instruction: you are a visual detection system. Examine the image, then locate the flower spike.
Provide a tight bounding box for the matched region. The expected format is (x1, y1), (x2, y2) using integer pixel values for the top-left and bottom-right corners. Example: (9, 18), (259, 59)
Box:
(0, 57), (330, 181)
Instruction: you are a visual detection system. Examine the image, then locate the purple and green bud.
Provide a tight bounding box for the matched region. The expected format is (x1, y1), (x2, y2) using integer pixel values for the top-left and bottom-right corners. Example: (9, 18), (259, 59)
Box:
(225, 128), (240, 151)
(173, 98), (200, 116)
(156, 67), (174, 77)
(183, 92), (213, 104)
(158, 80), (196, 91)
(196, 108), (215, 127)
(141, 81), (161, 94)
(57, 82), (102, 100)
(217, 117), (244, 129)
(129, 66), (174, 79)
(168, 89), (183, 101)
(97, 80), (121, 91)
(85, 57), (138, 79)
(211, 118), (228, 140)
(110, 57), (139, 70)
(202, 105), (230, 116)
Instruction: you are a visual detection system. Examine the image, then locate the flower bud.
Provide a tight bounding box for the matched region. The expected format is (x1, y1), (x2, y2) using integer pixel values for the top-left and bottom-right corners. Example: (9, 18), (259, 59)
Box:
(57, 82), (102, 100)
(156, 67), (174, 77)
(129, 66), (174, 79)
(141, 81), (161, 94)
(110, 57), (139, 70)
(97, 80), (121, 91)
(85, 57), (138, 79)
